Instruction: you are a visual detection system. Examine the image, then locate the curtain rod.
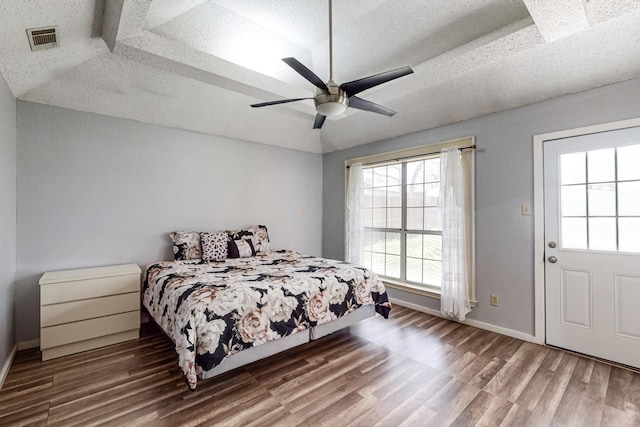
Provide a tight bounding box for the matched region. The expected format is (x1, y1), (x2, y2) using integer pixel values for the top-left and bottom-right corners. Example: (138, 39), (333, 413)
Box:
(347, 144), (476, 168)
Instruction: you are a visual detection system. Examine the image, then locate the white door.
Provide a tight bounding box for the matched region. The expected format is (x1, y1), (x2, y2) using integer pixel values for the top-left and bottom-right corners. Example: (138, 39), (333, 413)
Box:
(544, 126), (640, 367)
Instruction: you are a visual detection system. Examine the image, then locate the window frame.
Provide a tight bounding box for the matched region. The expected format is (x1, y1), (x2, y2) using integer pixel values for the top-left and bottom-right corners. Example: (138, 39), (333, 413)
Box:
(345, 136), (476, 303)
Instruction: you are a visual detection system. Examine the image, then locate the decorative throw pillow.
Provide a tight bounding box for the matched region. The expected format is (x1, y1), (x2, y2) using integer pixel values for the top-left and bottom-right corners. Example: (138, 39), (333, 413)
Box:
(227, 235), (239, 258)
(228, 238), (256, 258)
(200, 231), (228, 262)
(227, 228), (254, 242)
(226, 228), (258, 258)
(250, 225), (271, 253)
(169, 231), (201, 260)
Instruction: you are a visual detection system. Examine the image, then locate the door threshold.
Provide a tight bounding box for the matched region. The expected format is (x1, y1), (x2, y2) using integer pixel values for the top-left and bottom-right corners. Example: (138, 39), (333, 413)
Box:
(546, 343), (640, 373)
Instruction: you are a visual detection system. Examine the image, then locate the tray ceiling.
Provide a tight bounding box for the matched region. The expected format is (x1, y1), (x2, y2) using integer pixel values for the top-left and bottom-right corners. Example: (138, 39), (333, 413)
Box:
(0, 0), (639, 153)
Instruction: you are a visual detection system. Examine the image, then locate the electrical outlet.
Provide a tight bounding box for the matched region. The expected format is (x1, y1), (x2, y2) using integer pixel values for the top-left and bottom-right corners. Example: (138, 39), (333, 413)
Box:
(490, 294), (499, 306)
(522, 203), (532, 215)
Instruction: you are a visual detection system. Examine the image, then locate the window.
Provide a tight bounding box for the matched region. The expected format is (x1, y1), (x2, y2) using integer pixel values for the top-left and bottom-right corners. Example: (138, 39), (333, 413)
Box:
(348, 137), (475, 295)
(560, 144), (640, 253)
(361, 157), (444, 287)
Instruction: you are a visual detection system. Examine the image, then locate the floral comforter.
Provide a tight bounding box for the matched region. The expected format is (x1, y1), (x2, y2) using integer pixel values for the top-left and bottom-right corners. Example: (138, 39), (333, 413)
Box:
(143, 250), (391, 389)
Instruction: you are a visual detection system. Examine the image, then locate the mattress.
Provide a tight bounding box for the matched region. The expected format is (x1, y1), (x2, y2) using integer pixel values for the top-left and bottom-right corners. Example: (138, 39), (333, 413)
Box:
(143, 250), (391, 389)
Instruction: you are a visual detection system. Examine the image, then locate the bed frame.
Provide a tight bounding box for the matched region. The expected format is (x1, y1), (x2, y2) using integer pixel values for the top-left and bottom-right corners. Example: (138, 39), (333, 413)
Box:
(200, 304), (375, 379)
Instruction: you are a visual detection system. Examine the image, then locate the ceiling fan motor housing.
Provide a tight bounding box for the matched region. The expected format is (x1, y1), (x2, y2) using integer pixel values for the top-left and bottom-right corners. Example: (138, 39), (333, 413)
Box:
(314, 81), (348, 116)
(249, 0), (414, 128)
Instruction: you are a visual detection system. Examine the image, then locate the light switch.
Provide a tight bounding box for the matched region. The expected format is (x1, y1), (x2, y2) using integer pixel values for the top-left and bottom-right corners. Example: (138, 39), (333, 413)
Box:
(522, 203), (531, 215)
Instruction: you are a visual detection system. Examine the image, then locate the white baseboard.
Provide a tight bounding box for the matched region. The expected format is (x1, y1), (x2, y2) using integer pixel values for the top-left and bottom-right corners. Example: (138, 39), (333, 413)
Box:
(17, 339), (39, 351)
(0, 344), (17, 391)
(390, 297), (536, 343)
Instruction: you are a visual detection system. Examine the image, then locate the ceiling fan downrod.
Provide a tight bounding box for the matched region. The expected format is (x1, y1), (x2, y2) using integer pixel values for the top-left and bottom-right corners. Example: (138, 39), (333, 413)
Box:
(315, 0), (348, 117)
(329, 0), (334, 82)
(249, 0), (414, 129)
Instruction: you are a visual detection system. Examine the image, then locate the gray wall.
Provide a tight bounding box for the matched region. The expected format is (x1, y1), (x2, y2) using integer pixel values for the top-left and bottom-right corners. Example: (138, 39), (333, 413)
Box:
(323, 77), (640, 336)
(16, 101), (322, 344)
(0, 73), (16, 372)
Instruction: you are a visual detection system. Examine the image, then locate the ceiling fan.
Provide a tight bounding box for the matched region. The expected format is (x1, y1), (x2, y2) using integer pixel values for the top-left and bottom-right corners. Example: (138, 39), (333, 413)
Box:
(250, 0), (414, 129)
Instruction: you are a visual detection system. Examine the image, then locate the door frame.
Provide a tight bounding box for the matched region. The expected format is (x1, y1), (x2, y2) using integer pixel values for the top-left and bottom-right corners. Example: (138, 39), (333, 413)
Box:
(533, 117), (640, 345)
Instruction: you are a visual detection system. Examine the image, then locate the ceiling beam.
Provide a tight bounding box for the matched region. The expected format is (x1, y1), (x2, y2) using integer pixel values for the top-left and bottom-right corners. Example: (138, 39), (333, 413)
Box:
(144, 0), (209, 30)
(114, 33), (315, 116)
(523, 0), (590, 42)
(101, 0), (152, 52)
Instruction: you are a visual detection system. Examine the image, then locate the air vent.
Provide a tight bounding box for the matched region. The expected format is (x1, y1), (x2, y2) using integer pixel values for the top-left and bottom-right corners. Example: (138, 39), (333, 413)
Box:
(26, 26), (58, 52)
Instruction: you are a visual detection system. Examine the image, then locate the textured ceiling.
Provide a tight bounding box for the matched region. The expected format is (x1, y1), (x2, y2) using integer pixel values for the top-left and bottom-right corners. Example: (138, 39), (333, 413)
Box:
(0, 0), (639, 153)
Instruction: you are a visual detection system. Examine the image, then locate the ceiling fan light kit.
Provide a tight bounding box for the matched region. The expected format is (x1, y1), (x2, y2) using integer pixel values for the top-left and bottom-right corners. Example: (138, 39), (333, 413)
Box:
(314, 81), (347, 117)
(251, 0), (413, 129)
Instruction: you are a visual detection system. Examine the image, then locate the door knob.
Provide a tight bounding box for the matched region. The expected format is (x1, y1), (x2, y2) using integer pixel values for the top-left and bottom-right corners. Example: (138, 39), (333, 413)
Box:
(548, 256), (558, 263)
(548, 241), (556, 248)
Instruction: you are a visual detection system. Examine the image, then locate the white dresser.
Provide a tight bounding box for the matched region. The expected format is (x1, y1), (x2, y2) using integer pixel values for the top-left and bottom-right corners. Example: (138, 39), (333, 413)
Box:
(39, 263), (142, 361)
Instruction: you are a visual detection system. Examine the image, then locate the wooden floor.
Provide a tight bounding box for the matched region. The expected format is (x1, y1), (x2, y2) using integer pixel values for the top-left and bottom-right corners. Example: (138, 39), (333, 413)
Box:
(1, 306), (640, 426)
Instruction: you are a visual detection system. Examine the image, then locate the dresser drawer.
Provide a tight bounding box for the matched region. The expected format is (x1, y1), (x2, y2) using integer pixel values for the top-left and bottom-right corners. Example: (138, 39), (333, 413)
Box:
(42, 330), (139, 361)
(41, 311), (139, 349)
(41, 292), (140, 327)
(41, 274), (139, 305)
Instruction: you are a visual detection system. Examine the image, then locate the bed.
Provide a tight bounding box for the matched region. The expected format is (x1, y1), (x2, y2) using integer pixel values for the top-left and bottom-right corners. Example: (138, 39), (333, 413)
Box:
(143, 248), (391, 389)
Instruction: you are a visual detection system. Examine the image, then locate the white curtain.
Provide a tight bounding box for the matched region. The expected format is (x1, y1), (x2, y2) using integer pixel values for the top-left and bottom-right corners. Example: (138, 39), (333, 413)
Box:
(346, 163), (364, 265)
(439, 148), (471, 321)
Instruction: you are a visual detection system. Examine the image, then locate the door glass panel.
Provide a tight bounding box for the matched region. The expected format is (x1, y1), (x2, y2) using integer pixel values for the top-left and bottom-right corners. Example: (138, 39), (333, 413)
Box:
(562, 217), (587, 249)
(617, 144), (640, 181)
(589, 218), (617, 251)
(560, 145), (640, 252)
(619, 218), (640, 253)
(588, 183), (616, 216)
(618, 181), (640, 216)
(588, 148), (615, 183)
(561, 152), (586, 185)
(561, 185), (586, 216)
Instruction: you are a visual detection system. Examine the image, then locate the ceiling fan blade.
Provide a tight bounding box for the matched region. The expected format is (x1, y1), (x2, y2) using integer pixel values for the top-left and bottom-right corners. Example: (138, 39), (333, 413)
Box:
(348, 96), (396, 117)
(282, 57), (329, 91)
(313, 114), (327, 129)
(250, 97), (312, 108)
(340, 66), (414, 97)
